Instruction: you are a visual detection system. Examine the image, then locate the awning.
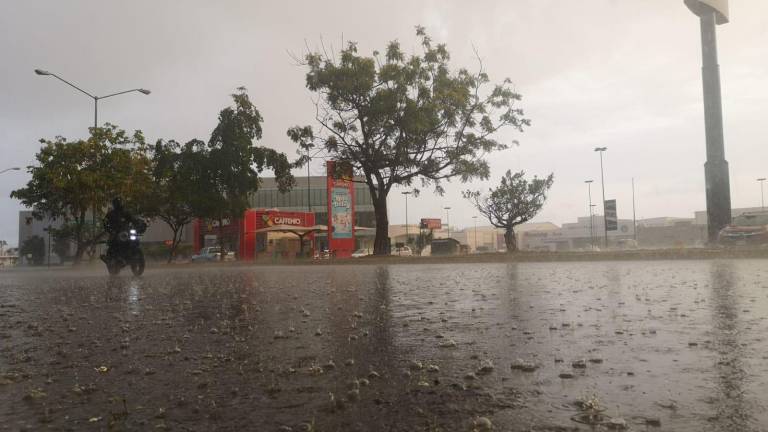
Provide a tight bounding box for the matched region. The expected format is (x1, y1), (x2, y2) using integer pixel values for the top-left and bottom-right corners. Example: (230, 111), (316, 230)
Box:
(252, 224), (328, 235)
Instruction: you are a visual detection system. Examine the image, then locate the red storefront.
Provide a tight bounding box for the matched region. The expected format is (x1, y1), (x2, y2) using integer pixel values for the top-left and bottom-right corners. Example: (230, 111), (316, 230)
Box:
(194, 209), (316, 260)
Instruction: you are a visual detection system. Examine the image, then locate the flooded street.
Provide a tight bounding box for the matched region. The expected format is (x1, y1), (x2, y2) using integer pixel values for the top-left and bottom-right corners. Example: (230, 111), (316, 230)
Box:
(2, 260), (768, 431)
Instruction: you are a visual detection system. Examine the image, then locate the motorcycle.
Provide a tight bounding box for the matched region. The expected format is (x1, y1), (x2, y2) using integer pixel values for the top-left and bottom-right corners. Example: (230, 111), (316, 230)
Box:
(101, 225), (146, 276)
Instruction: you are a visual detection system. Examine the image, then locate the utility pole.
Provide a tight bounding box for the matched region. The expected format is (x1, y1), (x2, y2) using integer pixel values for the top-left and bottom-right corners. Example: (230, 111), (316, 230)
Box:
(594, 147), (608, 248)
(585, 180), (594, 250)
(472, 216), (478, 252)
(758, 178), (766, 211)
(632, 178), (638, 243)
(684, 0), (732, 242)
(402, 191), (412, 244)
(444, 207), (451, 239)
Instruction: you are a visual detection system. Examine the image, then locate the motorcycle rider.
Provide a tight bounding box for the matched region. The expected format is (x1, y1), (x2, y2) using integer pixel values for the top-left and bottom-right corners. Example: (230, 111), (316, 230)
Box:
(102, 197), (147, 260)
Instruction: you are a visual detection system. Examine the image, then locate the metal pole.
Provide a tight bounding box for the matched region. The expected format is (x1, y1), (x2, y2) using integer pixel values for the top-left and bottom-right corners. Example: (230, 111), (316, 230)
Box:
(698, 8), (732, 242)
(307, 153), (311, 212)
(586, 181), (594, 250)
(445, 208), (451, 239)
(632, 178), (637, 242)
(404, 193), (409, 243)
(598, 150), (608, 248)
(473, 216), (478, 251)
(47, 226), (51, 268)
(758, 178), (766, 211)
(94, 97), (98, 129)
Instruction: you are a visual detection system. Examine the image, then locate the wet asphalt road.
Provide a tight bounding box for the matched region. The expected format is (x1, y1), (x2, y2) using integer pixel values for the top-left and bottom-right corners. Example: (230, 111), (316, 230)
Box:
(1, 260), (768, 431)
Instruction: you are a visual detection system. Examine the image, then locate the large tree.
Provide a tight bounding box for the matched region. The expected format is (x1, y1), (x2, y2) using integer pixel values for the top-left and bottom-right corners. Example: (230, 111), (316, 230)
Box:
(19, 235), (46, 266)
(288, 27), (529, 254)
(200, 88), (294, 257)
(11, 125), (152, 263)
(146, 139), (201, 263)
(464, 170), (554, 252)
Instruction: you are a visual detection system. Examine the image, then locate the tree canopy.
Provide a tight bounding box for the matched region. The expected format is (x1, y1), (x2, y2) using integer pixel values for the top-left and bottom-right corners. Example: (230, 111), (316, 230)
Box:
(11, 125), (152, 263)
(465, 170), (554, 252)
(289, 26), (529, 254)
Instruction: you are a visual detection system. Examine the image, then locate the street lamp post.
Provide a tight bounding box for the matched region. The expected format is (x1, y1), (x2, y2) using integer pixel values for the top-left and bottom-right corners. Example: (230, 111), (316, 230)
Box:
(594, 147), (608, 248)
(632, 178), (638, 242)
(444, 207), (451, 239)
(402, 191), (412, 244)
(684, 1), (732, 242)
(472, 215), (478, 252)
(585, 180), (594, 250)
(35, 69), (151, 258)
(34, 69), (151, 130)
(758, 178), (766, 211)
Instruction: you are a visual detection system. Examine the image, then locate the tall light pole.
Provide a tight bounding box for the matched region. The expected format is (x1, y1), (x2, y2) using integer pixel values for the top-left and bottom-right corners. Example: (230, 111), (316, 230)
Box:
(594, 147), (608, 248)
(585, 180), (594, 250)
(632, 178), (638, 243)
(684, 0), (732, 242)
(34, 69), (151, 130)
(402, 191), (412, 244)
(35, 69), (151, 255)
(0, 167), (21, 175)
(472, 215), (478, 252)
(444, 207), (451, 239)
(758, 178), (766, 211)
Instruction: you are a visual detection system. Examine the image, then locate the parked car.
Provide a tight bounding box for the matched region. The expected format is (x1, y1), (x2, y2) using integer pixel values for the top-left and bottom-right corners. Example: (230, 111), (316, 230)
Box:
(351, 249), (371, 258)
(191, 246), (236, 262)
(391, 245), (413, 256)
(718, 212), (768, 247)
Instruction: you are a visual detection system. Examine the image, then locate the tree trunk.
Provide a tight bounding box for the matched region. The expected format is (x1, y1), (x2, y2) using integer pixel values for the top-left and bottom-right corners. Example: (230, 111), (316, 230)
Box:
(504, 226), (518, 253)
(73, 212), (86, 265)
(167, 224), (181, 264)
(372, 194), (390, 256)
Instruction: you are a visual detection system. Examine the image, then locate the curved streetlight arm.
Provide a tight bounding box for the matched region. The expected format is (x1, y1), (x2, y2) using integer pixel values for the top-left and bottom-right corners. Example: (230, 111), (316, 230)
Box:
(43, 72), (96, 99)
(99, 88), (151, 100)
(0, 167), (21, 175)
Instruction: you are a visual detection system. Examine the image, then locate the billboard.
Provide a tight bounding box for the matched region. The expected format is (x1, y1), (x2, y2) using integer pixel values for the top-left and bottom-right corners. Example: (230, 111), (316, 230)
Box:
(420, 218), (442, 230)
(327, 161), (356, 257)
(605, 199), (618, 231)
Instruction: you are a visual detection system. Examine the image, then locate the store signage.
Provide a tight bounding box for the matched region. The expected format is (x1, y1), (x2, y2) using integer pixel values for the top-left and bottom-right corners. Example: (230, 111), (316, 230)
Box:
(274, 217), (302, 225)
(605, 199), (618, 231)
(420, 218), (442, 230)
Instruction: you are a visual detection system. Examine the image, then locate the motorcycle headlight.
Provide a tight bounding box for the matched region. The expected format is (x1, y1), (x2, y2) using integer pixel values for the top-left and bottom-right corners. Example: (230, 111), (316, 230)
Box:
(129, 229), (137, 235)
(129, 235), (137, 241)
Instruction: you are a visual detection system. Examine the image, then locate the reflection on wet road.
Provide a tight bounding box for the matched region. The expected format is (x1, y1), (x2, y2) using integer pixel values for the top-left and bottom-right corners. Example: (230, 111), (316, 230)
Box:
(1, 260), (767, 431)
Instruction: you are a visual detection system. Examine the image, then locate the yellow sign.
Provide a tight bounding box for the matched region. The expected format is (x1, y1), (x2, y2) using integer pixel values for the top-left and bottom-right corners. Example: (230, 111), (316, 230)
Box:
(685, 0), (729, 24)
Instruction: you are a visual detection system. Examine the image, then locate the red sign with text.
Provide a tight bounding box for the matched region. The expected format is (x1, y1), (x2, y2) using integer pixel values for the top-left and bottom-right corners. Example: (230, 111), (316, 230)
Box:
(327, 161), (355, 258)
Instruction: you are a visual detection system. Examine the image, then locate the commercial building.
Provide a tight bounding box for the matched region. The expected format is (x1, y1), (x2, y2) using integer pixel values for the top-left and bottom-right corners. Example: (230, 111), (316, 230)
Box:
(17, 211), (65, 265)
(193, 176), (378, 258)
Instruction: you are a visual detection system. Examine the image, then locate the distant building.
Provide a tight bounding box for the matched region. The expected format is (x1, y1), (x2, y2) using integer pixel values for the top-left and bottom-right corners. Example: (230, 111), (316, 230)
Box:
(17, 211), (65, 265)
(521, 216), (635, 251)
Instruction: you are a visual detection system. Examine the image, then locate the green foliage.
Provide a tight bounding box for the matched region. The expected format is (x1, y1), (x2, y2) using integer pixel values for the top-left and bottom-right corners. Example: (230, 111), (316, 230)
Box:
(414, 229), (434, 255)
(50, 225), (74, 262)
(11, 125), (152, 263)
(197, 87), (295, 254)
(289, 27), (529, 254)
(147, 139), (200, 262)
(19, 235), (45, 265)
(464, 170), (554, 252)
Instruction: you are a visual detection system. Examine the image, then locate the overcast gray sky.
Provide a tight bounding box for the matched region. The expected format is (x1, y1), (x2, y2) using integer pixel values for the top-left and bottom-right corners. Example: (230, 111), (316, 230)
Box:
(2, 0), (767, 246)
